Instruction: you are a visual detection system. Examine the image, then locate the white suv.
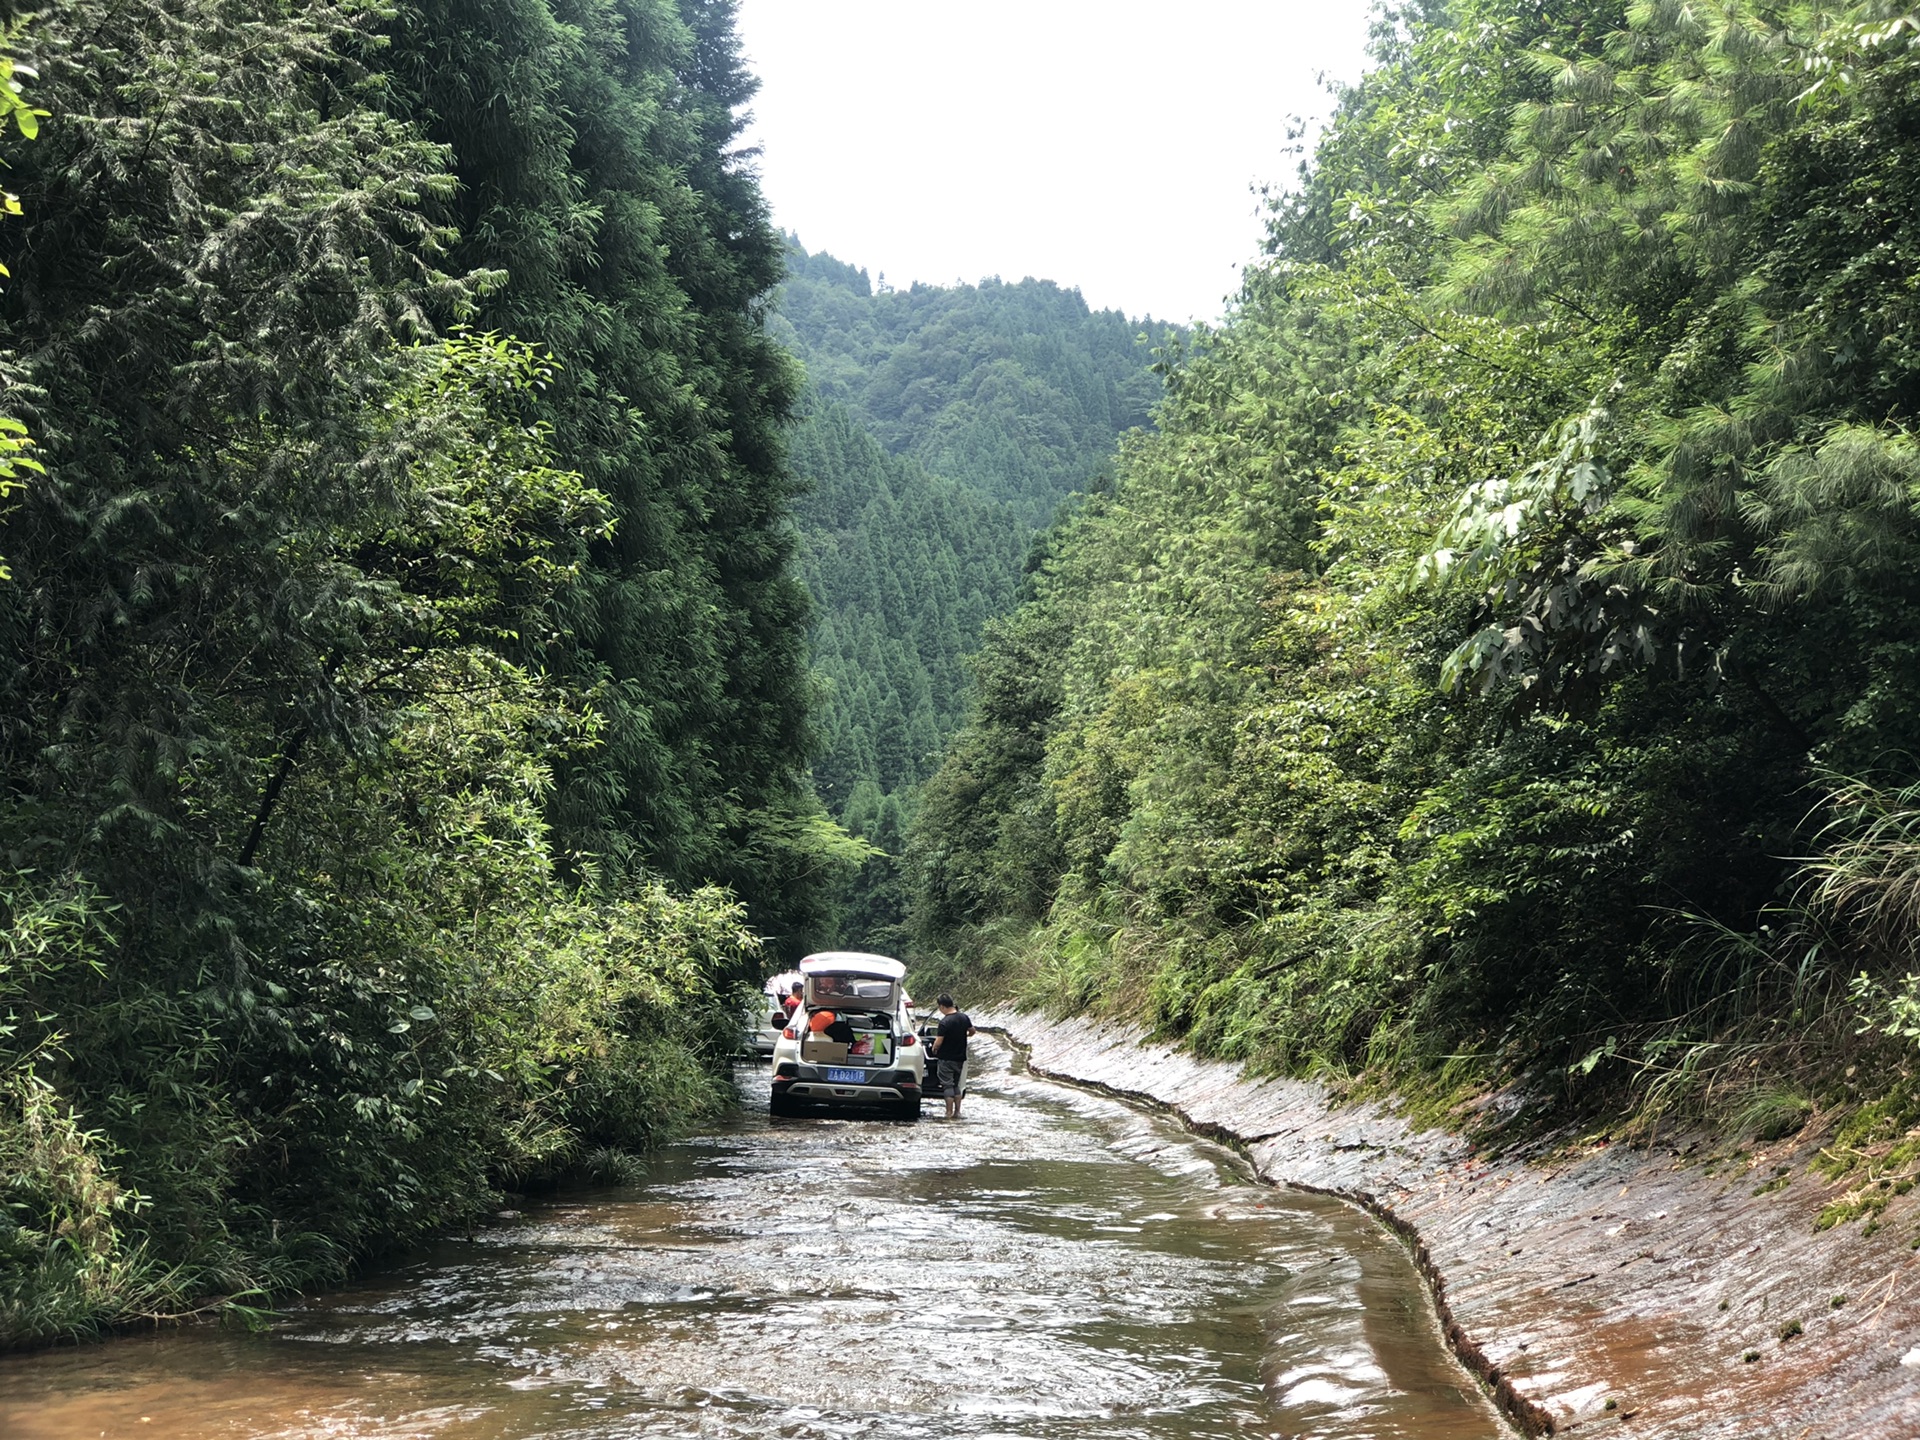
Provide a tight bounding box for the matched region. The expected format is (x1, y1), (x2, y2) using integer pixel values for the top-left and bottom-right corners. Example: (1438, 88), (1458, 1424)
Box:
(769, 953), (925, 1120)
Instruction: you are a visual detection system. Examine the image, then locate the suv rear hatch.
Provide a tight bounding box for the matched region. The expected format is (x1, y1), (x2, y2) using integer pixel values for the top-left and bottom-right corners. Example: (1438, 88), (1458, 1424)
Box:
(798, 1008), (899, 1068)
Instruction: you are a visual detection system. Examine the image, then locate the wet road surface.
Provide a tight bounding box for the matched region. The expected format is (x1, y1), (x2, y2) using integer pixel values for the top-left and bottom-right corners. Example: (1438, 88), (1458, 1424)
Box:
(0, 1036), (1507, 1439)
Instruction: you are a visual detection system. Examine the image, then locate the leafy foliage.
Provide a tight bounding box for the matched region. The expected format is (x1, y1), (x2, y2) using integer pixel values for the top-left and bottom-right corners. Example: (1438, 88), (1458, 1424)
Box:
(382, 0), (840, 955)
(778, 241), (1167, 949)
(0, 0), (806, 1346)
(909, 0), (1920, 1139)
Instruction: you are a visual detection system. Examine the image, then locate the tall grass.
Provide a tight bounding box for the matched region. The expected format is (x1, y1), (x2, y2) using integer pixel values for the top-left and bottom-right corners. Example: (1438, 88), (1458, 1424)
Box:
(1615, 772), (1920, 1141)
(1805, 773), (1920, 954)
(926, 771), (1920, 1155)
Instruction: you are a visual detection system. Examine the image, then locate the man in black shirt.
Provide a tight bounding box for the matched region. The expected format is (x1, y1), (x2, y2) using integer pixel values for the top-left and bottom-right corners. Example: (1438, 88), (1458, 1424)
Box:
(931, 994), (975, 1120)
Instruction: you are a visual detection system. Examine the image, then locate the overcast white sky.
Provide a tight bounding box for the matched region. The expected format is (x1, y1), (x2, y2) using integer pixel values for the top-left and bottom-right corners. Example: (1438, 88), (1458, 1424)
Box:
(733, 1), (1378, 325)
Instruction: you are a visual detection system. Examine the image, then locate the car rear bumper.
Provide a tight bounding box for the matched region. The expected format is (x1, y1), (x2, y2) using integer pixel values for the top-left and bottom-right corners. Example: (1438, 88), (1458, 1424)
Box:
(773, 1069), (919, 1107)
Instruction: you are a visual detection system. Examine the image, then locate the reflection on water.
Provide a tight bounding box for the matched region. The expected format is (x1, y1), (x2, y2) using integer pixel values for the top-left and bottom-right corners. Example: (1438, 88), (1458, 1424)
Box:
(0, 1037), (1505, 1439)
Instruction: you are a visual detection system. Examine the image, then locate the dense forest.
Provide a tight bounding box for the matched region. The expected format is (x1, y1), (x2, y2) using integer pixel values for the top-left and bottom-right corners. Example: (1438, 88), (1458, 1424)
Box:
(776, 241), (1163, 521)
(9, 0), (1920, 1359)
(0, 0), (855, 1347)
(911, 0), (1920, 1164)
(777, 243), (1165, 949)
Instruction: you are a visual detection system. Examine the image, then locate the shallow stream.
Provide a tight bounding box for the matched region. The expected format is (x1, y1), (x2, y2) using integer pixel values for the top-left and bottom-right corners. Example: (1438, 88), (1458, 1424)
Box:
(0, 1036), (1506, 1439)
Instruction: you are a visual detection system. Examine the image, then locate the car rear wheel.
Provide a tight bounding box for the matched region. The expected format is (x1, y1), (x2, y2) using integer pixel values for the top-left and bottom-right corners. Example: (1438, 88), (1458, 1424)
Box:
(769, 1092), (804, 1118)
(893, 1098), (921, 1121)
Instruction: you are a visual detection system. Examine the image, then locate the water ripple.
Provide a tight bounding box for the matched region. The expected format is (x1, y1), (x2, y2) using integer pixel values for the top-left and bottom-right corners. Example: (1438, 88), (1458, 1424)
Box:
(0, 1037), (1504, 1440)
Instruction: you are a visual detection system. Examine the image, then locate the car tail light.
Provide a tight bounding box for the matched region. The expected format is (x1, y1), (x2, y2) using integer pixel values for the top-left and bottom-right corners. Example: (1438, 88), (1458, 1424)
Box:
(900, 1033), (916, 1046)
(782, 1026), (797, 1040)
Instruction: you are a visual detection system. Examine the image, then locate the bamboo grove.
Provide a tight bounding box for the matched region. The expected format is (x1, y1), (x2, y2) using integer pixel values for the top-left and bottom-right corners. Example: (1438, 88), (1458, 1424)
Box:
(0, 0), (848, 1345)
(909, 0), (1920, 1160)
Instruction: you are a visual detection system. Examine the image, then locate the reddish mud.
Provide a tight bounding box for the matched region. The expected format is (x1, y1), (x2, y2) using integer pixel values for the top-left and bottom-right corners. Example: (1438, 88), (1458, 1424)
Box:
(988, 1011), (1920, 1439)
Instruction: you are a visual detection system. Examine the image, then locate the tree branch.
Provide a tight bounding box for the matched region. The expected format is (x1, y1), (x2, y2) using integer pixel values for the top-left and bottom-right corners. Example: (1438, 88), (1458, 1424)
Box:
(236, 724), (309, 870)
(237, 651), (342, 868)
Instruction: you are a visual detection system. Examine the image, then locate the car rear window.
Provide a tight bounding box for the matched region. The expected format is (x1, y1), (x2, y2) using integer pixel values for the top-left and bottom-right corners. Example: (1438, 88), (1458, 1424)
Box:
(807, 974), (897, 1005)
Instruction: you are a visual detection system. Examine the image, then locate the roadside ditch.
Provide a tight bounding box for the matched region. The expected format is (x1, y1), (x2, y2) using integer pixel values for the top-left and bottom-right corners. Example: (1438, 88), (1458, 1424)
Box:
(982, 1010), (1920, 1438)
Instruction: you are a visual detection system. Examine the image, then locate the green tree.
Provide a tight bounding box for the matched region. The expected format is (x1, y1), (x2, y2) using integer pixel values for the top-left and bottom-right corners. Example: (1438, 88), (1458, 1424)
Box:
(908, 0), (1920, 1131)
(381, 0), (838, 953)
(0, 0), (823, 1345)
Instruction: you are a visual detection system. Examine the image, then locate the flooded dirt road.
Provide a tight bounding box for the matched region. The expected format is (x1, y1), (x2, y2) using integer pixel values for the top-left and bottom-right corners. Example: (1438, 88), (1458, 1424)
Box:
(0, 1036), (1506, 1440)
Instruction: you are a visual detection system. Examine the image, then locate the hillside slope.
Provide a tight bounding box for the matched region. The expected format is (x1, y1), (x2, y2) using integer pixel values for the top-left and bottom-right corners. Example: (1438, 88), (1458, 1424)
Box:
(907, 0), (1920, 1169)
(776, 240), (1163, 519)
(776, 242), (1167, 946)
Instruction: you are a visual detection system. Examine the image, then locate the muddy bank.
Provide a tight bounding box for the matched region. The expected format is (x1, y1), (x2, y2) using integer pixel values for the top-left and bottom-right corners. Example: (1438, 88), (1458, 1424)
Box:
(983, 1009), (1920, 1438)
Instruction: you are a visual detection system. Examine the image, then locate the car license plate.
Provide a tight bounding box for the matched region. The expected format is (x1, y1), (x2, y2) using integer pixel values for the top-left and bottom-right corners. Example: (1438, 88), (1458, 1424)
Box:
(825, 1067), (866, 1084)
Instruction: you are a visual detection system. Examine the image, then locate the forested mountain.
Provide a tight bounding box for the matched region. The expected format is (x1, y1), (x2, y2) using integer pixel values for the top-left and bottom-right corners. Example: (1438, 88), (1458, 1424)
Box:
(911, 0), (1920, 1151)
(774, 242), (1166, 948)
(793, 406), (1028, 809)
(0, 0), (842, 1346)
(787, 403), (1030, 949)
(777, 239), (1162, 518)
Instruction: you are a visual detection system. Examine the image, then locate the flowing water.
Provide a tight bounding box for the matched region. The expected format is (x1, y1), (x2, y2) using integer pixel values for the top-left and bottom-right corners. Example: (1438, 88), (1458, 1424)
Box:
(0, 1036), (1506, 1440)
